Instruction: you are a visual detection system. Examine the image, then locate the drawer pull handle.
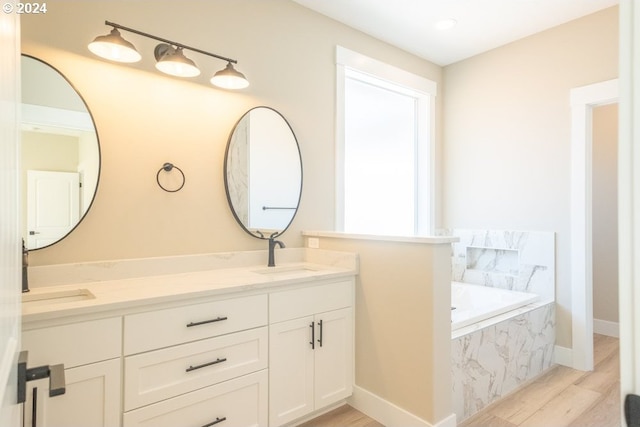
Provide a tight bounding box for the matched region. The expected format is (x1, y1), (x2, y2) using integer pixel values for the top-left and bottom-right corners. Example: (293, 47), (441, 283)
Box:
(309, 321), (315, 349)
(202, 417), (226, 427)
(186, 316), (228, 327)
(186, 357), (227, 372)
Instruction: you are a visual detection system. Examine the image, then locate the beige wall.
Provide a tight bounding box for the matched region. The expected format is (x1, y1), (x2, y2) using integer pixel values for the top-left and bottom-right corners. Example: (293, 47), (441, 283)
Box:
(315, 236), (452, 424)
(593, 103), (619, 323)
(442, 7), (618, 348)
(21, 0), (443, 265)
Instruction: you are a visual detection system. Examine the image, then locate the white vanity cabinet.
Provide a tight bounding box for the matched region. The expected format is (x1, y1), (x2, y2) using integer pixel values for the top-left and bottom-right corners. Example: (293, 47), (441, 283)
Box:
(22, 260), (357, 427)
(268, 280), (354, 427)
(21, 317), (122, 427)
(122, 294), (269, 427)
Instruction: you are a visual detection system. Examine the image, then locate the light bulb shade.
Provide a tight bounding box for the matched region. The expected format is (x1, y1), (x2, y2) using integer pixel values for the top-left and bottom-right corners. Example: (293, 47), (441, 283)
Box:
(88, 28), (141, 63)
(211, 62), (249, 89)
(154, 45), (200, 78)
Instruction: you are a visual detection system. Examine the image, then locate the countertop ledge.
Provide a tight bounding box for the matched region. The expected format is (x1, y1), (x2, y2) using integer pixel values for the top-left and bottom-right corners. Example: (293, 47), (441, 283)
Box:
(22, 249), (358, 324)
(302, 230), (459, 244)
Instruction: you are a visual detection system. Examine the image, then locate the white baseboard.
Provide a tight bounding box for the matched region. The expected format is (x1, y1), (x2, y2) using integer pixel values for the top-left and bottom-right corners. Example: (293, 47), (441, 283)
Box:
(554, 345), (573, 367)
(594, 319), (620, 337)
(348, 385), (456, 427)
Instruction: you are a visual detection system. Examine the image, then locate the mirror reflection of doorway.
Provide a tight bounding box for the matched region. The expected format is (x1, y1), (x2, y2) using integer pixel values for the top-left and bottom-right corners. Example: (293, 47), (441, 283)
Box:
(26, 169), (80, 249)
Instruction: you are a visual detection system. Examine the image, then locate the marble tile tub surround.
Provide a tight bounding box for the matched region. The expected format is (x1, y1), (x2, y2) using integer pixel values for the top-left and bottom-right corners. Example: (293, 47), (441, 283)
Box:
(452, 302), (555, 421)
(28, 248), (358, 288)
(438, 229), (555, 301)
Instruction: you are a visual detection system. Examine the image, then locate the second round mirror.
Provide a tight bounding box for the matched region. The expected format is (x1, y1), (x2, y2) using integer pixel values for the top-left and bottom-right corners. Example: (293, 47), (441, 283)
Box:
(224, 106), (302, 239)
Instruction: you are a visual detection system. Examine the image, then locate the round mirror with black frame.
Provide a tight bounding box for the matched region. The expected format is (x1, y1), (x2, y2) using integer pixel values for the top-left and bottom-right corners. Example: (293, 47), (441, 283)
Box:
(224, 106), (302, 248)
(21, 55), (101, 250)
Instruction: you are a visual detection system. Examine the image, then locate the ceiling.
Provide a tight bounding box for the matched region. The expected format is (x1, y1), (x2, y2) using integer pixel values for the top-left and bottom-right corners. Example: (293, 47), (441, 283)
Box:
(292, 0), (619, 66)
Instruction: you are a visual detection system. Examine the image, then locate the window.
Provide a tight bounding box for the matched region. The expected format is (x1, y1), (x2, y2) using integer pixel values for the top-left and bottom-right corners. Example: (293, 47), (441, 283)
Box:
(336, 47), (437, 235)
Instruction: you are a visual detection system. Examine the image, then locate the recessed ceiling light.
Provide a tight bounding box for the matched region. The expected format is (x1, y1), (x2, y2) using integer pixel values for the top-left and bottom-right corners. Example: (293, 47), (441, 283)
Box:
(434, 18), (457, 31)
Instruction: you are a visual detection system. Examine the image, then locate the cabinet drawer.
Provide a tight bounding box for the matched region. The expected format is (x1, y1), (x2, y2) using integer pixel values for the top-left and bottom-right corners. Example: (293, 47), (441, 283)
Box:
(22, 317), (122, 368)
(123, 370), (268, 427)
(124, 294), (267, 354)
(124, 327), (268, 410)
(270, 280), (354, 323)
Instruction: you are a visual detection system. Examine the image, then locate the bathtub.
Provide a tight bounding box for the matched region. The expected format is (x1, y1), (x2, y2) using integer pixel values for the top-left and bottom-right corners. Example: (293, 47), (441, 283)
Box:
(451, 281), (539, 331)
(451, 281), (554, 421)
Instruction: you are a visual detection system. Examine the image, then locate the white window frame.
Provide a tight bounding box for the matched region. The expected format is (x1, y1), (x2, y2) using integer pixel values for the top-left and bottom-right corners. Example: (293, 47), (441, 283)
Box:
(335, 46), (437, 235)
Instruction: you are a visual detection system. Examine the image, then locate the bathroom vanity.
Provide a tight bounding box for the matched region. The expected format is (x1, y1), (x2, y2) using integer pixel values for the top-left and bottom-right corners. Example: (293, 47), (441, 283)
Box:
(21, 249), (356, 427)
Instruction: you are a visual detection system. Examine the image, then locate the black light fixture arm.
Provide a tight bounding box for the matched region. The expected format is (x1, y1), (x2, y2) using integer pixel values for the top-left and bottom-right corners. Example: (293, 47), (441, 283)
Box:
(104, 20), (237, 64)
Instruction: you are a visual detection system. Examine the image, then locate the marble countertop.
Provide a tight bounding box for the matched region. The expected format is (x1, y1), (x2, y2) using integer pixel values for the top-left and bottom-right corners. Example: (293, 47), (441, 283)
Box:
(22, 249), (358, 325)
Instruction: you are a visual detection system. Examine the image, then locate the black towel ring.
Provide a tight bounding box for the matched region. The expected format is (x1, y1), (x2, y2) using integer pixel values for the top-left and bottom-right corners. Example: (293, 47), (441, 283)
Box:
(156, 162), (185, 192)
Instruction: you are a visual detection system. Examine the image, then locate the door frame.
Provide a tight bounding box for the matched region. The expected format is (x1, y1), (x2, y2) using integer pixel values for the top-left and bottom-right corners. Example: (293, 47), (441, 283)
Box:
(570, 78), (618, 371)
(619, 0), (640, 420)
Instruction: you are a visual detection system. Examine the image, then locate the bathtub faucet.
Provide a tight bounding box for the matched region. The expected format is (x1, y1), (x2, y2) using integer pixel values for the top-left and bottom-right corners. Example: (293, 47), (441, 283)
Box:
(268, 234), (285, 267)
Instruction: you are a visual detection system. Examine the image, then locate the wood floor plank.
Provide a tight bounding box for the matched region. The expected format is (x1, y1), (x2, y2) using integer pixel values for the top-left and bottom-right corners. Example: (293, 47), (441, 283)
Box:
(486, 365), (586, 425)
(298, 405), (385, 427)
(574, 348), (620, 393)
(518, 384), (602, 427)
(568, 380), (621, 427)
(458, 410), (518, 427)
(593, 334), (620, 365)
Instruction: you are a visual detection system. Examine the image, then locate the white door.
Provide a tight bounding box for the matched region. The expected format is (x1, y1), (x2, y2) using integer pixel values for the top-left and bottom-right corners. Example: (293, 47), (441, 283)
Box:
(26, 170), (79, 249)
(314, 308), (353, 409)
(269, 316), (314, 427)
(0, 8), (22, 427)
(619, 2), (640, 426)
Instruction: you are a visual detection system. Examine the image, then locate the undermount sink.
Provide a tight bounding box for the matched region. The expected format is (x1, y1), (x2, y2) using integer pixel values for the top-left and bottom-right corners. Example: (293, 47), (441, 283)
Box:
(22, 289), (95, 307)
(252, 265), (320, 277)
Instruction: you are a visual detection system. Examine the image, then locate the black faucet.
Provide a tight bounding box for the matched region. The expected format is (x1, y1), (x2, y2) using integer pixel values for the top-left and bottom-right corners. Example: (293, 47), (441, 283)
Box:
(22, 239), (29, 293)
(268, 235), (285, 267)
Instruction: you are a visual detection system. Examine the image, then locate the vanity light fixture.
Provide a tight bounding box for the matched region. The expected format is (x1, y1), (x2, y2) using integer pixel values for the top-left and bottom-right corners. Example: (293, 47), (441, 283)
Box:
(88, 21), (249, 89)
(154, 44), (200, 78)
(87, 27), (141, 63)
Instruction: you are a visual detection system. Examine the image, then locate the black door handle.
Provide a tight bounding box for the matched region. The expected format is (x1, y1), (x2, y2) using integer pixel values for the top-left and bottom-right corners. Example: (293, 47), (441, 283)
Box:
(17, 351), (66, 404)
(317, 319), (323, 347)
(625, 394), (640, 427)
(309, 321), (315, 349)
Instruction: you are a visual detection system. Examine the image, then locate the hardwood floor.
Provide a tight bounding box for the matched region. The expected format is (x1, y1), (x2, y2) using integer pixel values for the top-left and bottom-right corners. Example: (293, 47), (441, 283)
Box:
(298, 405), (384, 427)
(460, 333), (620, 427)
(302, 335), (620, 427)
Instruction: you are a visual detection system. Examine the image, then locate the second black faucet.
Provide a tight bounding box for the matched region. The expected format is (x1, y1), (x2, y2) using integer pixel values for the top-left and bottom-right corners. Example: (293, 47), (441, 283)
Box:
(268, 235), (285, 267)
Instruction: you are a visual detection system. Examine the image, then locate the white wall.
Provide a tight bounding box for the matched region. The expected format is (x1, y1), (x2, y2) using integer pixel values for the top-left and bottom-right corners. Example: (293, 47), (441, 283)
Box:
(442, 7), (618, 348)
(20, 0), (443, 265)
(592, 103), (619, 324)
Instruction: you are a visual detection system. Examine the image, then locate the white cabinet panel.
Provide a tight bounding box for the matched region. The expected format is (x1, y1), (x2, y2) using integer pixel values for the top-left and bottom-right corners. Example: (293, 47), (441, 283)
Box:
(24, 358), (121, 427)
(269, 285), (354, 427)
(22, 317), (122, 368)
(314, 308), (353, 409)
(125, 327), (268, 411)
(269, 317), (315, 427)
(124, 294), (267, 355)
(269, 280), (353, 323)
(123, 370), (268, 427)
